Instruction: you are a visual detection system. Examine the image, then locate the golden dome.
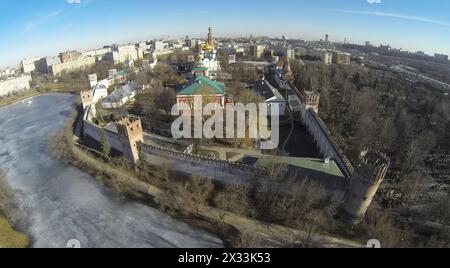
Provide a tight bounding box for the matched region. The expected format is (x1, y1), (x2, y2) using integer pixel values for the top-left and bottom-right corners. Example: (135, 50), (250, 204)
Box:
(201, 43), (214, 51)
(196, 53), (204, 60)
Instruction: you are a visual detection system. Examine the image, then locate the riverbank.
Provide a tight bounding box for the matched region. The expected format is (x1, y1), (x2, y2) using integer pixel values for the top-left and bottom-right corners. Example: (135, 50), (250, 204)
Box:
(0, 88), (76, 109)
(1, 93), (224, 248)
(0, 217), (29, 248)
(0, 174), (29, 248)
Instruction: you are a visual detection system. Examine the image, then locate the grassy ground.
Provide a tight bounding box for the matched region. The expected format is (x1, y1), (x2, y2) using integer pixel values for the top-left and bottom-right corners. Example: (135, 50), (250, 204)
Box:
(0, 173), (29, 248)
(0, 217), (29, 248)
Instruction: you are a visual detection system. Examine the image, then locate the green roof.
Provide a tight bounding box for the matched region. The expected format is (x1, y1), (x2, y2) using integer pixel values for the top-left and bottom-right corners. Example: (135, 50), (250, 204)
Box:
(177, 75), (225, 96)
(115, 70), (126, 76)
(192, 67), (209, 72)
(254, 155), (345, 178)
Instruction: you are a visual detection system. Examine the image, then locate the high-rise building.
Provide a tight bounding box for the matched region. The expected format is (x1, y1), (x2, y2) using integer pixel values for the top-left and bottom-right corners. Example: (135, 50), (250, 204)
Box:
(264, 48), (274, 58)
(187, 55), (195, 62)
(228, 54), (236, 64)
(379, 44), (391, 51)
(49, 56), (96, 76)
(82, 47), (112, 60)
(284, 49), (295, 60)
(435, 53), (449, 62)
(416, 51), (426, 56)
(105, 44), (139, 64)
(108, 69), (118, 79)
(286, 49), (295, 60)
(332, 51), (351, 65)
(35, 56), (61, 74)
(249, 45), (265, 59)
(20, 57), (41, 73)
(325, 34), (329, 43)
(59, 50), (82, 63)
(154, 41), (165, 51)
(323, 52), (333, 65)
(185, 38), (198, 48)
(306, 49), (333, 65)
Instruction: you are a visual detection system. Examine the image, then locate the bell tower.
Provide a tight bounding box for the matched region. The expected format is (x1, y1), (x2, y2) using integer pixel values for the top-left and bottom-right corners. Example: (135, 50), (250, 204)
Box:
(207, 26), (214, 48)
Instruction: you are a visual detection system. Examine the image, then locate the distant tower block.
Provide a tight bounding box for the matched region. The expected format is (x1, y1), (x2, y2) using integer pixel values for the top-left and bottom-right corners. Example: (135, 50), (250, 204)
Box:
(116, 115), (144, 162)
(108, 69), (117, 79)
(281, 59), (293, 80)
(304, 91), (320, 114)
(187, 55), (195, 62)
(340, 149), (390, 224)
(228, 54), (236, 64)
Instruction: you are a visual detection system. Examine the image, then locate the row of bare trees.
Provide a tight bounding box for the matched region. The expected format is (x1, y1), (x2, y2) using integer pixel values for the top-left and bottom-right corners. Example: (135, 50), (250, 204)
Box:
(288, 61), (450, 246)
(0, 172), (29, 236)
(141, 158), (349, 246)
(142, 157), (425, 247)
(290, 61), (449, 186)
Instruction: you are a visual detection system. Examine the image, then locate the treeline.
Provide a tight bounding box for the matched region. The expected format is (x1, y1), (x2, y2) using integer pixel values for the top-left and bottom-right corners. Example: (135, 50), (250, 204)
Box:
(31, 61), (125, 93)
(47, 116), (349, 247)
(50, 107), (449, 247)
(291, 62), (449, 179)
(290, 61), (450, 227)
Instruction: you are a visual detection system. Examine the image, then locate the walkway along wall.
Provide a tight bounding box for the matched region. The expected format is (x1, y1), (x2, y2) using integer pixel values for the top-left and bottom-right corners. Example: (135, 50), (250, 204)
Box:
(141, 143), (265, 176)
(298, 106), (354, 178)
(269, 65), (390, 223)
(271, 69), (353, 178)
(141, 143), (349, 190)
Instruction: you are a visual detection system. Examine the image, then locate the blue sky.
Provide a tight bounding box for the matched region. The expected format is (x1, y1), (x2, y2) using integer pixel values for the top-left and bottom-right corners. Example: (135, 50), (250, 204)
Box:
(0, 0), (449, 68)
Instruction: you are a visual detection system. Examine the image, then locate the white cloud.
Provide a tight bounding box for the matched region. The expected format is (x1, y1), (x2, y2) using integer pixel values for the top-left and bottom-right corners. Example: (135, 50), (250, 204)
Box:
(67, 0), (81, 4)
(24, 9), (63, 33)
(338, 9), (450, 27)
(367, 0), (382, 4)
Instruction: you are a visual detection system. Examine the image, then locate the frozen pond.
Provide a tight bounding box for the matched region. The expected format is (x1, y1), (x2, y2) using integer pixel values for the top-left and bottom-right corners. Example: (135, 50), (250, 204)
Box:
(0, 93), (223, 248)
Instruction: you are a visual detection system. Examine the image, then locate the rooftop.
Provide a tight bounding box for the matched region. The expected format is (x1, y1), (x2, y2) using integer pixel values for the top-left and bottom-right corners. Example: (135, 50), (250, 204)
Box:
(254, 79), (286, 102)
(103, 83), (136, 103)
(115, 70), (126, 76)
(177, 75), (225, 96)
(192, 66), (209, 72)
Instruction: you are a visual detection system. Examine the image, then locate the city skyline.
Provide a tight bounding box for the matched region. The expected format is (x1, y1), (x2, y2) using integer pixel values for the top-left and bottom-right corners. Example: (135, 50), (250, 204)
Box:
(1, 0), (450, 68)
